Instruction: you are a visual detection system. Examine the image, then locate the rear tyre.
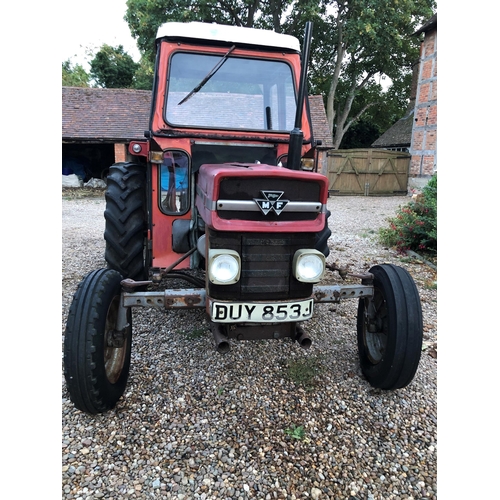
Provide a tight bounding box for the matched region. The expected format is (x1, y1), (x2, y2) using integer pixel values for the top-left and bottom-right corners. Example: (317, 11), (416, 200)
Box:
(356, 264), (422, 390)
(104, 162), (147, 280)
(64, 269), (132, 414)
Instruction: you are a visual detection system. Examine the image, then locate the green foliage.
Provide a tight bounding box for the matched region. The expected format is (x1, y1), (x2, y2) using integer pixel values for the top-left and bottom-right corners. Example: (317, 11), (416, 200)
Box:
(132, 58), (154, 90)
(424, 279), (437, 290)
(90, 44), (139, 88)
(124, 0), (435, 147)
(284, 424), (306, 440)
(62, 59), (90, 87)
(286, 356), (323, 390)
(379, 174), (437, 254)
(340, 71), (416, 148)
(340, 118), (381, 148)
(178, 327), (206, 339)
(287, 0), (435, 146)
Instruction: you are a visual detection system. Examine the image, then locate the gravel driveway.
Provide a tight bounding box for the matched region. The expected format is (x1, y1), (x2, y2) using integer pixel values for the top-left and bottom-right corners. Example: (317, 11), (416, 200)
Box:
(62, 194), (437, 500)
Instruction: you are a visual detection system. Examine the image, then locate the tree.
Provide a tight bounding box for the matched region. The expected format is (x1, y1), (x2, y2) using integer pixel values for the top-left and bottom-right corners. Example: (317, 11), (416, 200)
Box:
(132, 58), (155, 90)
(336, 71), (414, 148)
(124, 0), (435, 147)
(286, 0), (434, 148)
(62, 59), (90, 87)
(124, 0), (295, 63)
(90, 44), (139, 88)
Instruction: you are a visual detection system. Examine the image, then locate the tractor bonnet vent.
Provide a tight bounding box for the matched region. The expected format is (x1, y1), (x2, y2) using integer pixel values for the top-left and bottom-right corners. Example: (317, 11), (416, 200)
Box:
(217, 177), (321, 222)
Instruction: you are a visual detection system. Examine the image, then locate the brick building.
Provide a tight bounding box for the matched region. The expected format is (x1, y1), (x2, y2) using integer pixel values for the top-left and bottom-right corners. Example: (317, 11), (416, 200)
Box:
(62, 87), (333, 181)
(409, 14), (437, 178)
(62, 87), (151, 180)
(371, 14), (437, 188)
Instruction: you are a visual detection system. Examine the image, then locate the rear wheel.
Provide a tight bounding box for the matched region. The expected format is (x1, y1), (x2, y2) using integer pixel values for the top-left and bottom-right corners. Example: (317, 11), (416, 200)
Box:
(104, 162), (147, 280)
(357, 264), (422, 390)
(64, 269), (132, 414)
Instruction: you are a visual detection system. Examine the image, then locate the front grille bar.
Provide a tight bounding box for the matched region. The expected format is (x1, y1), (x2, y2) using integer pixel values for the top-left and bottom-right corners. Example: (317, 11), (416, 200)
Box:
(215, 200), (324, 212)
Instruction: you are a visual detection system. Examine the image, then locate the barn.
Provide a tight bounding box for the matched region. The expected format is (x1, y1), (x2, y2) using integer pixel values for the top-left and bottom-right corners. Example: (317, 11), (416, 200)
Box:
(62, 87), (333, 182)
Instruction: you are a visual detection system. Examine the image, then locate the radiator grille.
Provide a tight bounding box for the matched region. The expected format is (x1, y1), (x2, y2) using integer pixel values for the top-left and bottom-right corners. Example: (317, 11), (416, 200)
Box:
(208, 230), (314, 300)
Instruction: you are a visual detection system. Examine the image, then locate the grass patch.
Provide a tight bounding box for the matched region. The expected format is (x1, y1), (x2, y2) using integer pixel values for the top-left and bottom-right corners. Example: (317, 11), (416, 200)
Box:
(424, 279), (437, 290)
(285, 356), (324, 390)
(398, 256), (414, 263)
(178, 328), (207, 340)
(284, 424), (306, 440)
(359, 228), (376, 238)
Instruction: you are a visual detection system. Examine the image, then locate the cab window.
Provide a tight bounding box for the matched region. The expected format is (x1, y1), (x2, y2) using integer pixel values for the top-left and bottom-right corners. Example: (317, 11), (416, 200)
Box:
(159, 151), (189, 214)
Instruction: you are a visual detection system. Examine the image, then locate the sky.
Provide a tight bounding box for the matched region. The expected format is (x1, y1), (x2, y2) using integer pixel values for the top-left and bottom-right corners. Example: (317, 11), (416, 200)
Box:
(62, 0), (141, 69)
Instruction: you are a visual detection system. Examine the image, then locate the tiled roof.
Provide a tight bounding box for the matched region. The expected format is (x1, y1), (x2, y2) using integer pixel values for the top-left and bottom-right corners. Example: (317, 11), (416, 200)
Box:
(62, 87), (151, 141)
(371, 109), (414, 148)
(308, 95), (334, 149)
(413, 13), (437, 36)
(62, 86), (333, 148)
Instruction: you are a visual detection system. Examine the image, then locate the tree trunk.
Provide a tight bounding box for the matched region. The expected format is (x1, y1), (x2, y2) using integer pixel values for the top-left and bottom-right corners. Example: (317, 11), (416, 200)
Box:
(269, 0), (282, 32)
(246, 0), (261, 27)
(326, 10), (345, 146)
(331, 71), (376, 149)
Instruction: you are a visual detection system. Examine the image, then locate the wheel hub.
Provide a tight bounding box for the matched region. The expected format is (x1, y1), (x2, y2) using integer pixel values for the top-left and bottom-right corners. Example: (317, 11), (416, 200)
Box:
(104, 296), (128, 384)
(363, 292), (388, 364)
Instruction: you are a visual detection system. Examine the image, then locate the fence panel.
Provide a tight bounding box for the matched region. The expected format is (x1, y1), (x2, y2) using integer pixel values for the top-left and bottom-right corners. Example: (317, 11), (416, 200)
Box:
(327, 149), (410, 195)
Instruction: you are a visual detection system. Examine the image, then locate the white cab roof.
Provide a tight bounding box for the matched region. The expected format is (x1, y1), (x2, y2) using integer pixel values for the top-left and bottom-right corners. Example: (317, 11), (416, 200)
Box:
(156, 22), (301, 52)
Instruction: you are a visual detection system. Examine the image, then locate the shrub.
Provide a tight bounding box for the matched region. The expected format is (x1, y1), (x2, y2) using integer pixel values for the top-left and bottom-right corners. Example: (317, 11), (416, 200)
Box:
(379, 173), (437, 254)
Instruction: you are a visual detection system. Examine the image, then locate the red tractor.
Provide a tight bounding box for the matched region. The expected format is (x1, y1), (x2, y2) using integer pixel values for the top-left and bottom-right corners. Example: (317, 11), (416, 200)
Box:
(64, 22), (423, 414)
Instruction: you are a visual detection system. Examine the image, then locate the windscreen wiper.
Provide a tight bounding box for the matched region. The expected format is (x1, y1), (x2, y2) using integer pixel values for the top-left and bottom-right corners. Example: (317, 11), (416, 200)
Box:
(177, 45), (236, 105)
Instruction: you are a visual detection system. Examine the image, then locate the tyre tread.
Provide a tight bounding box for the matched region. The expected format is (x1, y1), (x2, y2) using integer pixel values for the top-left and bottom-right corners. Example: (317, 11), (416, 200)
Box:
(64, 269), (131, 414)
(357, 264), (423, 390)
(104, 162), (146, 280)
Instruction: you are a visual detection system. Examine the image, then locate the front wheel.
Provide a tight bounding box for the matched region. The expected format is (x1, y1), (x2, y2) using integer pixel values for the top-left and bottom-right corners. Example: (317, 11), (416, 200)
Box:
(357, 264), (422, 390)
(64, 269), (132, 414)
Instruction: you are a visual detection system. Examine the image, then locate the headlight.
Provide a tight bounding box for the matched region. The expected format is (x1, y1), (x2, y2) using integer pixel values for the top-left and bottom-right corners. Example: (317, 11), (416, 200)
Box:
(293, 249), (325, 283)
(208, 250), (241, 284)
(300, 158), (315, 171)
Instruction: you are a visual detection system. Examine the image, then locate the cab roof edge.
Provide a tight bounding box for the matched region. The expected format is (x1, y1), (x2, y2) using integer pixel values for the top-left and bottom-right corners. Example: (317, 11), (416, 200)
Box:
(156, 22), (301, 52)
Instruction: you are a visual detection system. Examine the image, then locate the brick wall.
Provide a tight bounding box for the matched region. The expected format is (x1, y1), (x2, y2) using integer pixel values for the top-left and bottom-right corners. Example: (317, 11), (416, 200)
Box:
(114, 143), (128, 163)
(410, 28), (437, 177)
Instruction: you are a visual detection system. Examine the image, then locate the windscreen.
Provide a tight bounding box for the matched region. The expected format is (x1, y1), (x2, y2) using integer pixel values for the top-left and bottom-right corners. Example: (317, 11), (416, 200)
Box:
(165, 52), (297, 132)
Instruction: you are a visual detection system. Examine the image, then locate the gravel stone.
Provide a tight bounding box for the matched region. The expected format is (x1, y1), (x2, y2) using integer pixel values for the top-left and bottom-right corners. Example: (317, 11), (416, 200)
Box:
(62, 194), (437, 499)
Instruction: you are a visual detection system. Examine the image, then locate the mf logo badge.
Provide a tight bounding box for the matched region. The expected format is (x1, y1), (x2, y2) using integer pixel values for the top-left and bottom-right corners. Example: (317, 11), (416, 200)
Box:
(254, 190), (289, 215)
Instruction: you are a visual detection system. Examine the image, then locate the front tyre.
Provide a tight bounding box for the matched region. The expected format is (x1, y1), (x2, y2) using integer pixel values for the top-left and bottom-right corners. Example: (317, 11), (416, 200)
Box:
(357, 264), (422, 390)
(64, 269), (132, 414)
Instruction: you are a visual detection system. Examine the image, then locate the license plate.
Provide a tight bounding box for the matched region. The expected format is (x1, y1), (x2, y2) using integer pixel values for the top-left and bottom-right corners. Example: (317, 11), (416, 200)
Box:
(210, 299), (314, 323)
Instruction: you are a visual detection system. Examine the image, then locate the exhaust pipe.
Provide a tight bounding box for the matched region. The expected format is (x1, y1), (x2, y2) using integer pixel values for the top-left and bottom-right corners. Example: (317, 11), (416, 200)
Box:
(295, 325), (312, 349)
(287, 21), (313, 171)
(211, 322), (230, 354)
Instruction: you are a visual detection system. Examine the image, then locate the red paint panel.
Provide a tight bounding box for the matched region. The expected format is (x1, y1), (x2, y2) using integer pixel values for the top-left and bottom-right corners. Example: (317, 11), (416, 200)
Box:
(150, 164), (192, 269)
(196, 163), (328, 233)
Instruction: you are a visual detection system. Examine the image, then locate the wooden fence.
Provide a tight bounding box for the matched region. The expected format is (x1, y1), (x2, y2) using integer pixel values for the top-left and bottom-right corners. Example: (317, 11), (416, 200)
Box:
(327, 149), (410, 196)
